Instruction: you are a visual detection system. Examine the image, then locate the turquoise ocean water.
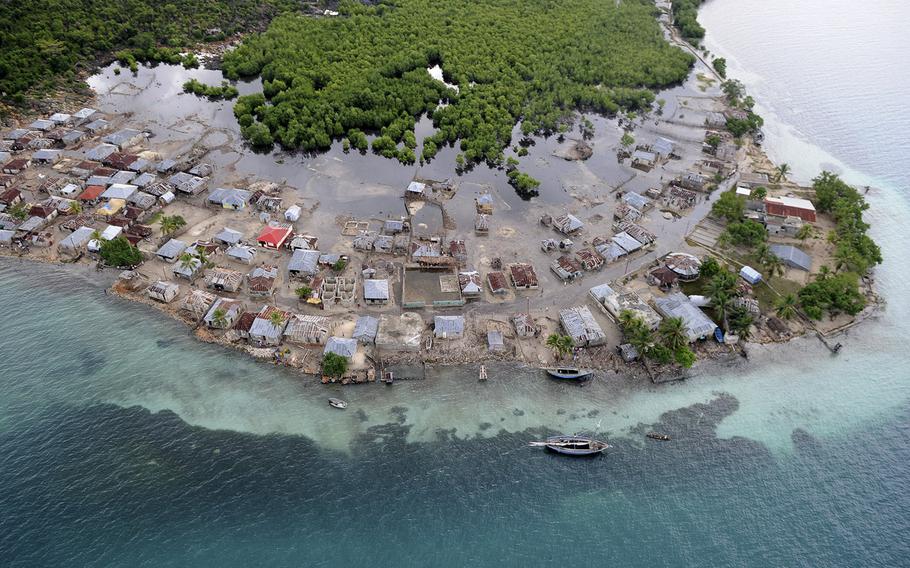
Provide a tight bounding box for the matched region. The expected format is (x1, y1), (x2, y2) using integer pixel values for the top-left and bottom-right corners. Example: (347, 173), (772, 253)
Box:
(2, 1), (909, 565)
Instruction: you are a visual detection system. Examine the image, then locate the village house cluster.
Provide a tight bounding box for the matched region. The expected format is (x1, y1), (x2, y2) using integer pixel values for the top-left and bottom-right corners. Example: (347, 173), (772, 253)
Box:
(0, 91), (824, 383)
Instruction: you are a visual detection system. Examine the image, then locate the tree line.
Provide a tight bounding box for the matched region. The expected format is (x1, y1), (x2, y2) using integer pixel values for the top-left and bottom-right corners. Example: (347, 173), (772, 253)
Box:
(223, 0), (695, 173)
(0, 0), (296, 107)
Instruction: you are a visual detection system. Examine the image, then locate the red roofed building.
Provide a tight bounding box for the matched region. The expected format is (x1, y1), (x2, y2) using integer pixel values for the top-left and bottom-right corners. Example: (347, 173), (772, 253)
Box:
(78, 185), (106, 203)
(764, 196), (816, 222)
(256, 224), (293, 249)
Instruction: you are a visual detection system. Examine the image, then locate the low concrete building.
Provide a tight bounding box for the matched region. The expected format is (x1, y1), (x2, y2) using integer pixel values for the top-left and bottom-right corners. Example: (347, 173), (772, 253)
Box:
(250, 307), (290, 346)
(324, 336), (357, 359)
(653, 293), (717, 342)
(551, 255), (583, 281)
(156, 239), (186, 263)
(147, 281), (180, 303)
(770, 244), (812, 271)
(559, 305), (607, 347)
(179, 289), (217, 321)
(247, 266), (279, 297)
(226, 244), (257, 265)
(434, 315), (465, 339)
(363, 278), (390, 305)
(58, 226), (94, 256)
(764, 196), (816, 222)
(288, 249), (321, 278)
(283, 313), (330, 345)
(508, 263), (539, 289)
(203, 298), (246, 329)
(214, 227), (243, 247)
(353, 316), (380, 344)
(205, 267), (244, 292)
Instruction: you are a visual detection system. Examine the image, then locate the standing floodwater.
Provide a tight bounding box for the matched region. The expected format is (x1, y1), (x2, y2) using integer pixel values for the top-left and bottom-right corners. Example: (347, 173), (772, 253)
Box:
(2, 1), (910, 565)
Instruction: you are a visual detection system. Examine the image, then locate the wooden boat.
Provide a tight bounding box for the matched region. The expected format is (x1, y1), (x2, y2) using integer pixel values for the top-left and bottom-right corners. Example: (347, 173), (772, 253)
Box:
(328, 398), (347, 409)
(544, 367), (593, 380)
(529, 435), (609, 456)
(646, 432), (671, 441)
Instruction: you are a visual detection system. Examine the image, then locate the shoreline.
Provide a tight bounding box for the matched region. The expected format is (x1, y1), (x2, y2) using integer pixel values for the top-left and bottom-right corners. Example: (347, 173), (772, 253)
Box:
(0, 9), (884, 388)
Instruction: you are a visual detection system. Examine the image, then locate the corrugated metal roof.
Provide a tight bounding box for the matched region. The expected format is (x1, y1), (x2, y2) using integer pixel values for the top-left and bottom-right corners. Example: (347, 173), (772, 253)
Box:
(156, 239), (186, 259)
(770, 244), (812, 271)
(434, 315), (465, 337)
(324, 337), (357, 358)
(654, 293), (716, 342)
(363, 279), (390, 300)
(288, 249), (320, 274)
(353, 316), (379, 343)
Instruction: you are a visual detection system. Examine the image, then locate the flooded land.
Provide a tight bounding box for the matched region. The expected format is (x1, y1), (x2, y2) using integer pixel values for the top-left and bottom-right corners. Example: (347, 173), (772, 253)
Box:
(0, 28), (876, 384)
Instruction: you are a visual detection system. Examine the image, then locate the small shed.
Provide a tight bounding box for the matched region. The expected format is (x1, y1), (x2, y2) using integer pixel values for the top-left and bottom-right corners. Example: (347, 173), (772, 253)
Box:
(406, 181), (426, 195)
(487, 330), (505, 352)
(284, 205), (301, 222)
(205, 267), (244, 292)
(739, 265), (763, 285)
(179, 289), (217, 321)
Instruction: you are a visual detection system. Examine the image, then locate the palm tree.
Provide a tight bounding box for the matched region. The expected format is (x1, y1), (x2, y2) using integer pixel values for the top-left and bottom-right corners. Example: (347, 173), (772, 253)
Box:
(775, 294), (798, 320)
(658, 317), (688, 353)
(178, 252), (197, 276)
(833, 246), (853, 273)
(546, 333), (573, 360)
(196, 248), (214, 269)
(774, 163), (790, 183)
(68, 200), (83, 215)
(268, 310), (285, 329)
(764, 254), (785, 278)
(211, 307), (227, 328)
(160, 215), (187, 235)
(90, 229), (102, 242)
(816, 265), (831, 281)
(712, 291), (733, 332)
(754, 242), (771, 265)
(618, 310), (638, 330)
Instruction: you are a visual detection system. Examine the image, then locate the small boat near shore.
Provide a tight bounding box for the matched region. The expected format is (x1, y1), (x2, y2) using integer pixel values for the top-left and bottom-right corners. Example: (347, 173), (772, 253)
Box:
(646, 432), (671, 441)
(529, 435), (609, 456)
(544, 367), (593, 380)
(328, 398), (347, 409)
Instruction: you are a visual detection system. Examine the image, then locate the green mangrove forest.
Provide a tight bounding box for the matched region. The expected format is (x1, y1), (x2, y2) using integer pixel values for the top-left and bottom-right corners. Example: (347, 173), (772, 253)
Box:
(223, 0), (695, 168)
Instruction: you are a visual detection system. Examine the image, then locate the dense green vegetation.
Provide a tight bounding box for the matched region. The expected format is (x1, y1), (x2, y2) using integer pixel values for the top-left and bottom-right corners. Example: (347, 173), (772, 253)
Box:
(670, 0), (706, 41)
(799, 271), (866, 320)
(711, 189), (745, 222)
(223, 0), (694, 170)
(0, 0), (294, 105)
(619, 312), (696, 368)
(99, 237), (143, 267)
(322, 352), (349, 377)
(812, 172), (882, 275)
(712, 57), (727, 78)
(183, 79), (239, 100)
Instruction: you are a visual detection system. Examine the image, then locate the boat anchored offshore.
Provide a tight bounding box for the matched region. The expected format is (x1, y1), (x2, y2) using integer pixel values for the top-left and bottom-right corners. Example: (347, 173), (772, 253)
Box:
(544, 367), (593, 380)
(529, 435), (610, 456)
(646, 432), (671, 441)
(328, 398), (347, 409)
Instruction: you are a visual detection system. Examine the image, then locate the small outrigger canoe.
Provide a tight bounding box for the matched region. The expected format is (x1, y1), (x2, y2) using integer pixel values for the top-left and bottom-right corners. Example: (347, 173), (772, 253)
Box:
(328, 398), (347, 409)
(544, 367), (593, 380)
(646, 432), (671, 441)
(529, 435), (610, 456)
